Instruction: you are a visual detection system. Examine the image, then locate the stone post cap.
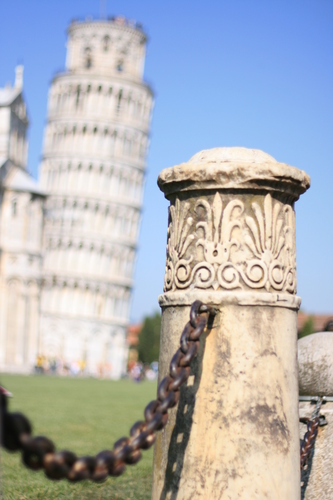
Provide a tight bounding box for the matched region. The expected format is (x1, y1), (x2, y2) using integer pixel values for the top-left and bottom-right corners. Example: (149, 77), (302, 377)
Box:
(298, 332), (333, 397)
(158, 147), (310, 199)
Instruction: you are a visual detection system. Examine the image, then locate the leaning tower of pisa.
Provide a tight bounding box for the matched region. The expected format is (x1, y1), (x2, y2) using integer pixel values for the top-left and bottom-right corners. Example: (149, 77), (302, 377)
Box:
(39, 17), (153, 378)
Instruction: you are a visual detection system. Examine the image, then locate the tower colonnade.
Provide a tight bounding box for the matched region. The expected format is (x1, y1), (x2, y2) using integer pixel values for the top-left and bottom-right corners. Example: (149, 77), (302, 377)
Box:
(43, 119), (149, 165)
(47, 77), (152, 125)
(41, 158), (144, 203)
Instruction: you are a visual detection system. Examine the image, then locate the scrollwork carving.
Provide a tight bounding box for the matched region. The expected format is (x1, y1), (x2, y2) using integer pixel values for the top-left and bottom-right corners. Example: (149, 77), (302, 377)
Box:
(217, 262), (242, 290)
(163, 193), (297, 295)
(192, 262), (215, 289)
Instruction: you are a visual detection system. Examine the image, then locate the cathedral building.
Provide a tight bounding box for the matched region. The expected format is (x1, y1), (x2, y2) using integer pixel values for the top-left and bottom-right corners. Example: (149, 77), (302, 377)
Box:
(0, 17), (153, 378)
(0, 67), (45, 373)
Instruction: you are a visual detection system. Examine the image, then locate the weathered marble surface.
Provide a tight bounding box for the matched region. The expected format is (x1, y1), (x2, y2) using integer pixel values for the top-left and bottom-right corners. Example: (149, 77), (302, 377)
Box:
(299, 332), (333, 397)
(299, 332), (333, 500)
(158, 147), (310, 197)
(152, 147), (309, 499)
(153, 303), (300, 499)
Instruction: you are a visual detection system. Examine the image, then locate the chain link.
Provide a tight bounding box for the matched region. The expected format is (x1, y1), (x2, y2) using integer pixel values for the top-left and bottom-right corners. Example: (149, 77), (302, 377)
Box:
(300, 397), (323, 470)
(0, 300), (216, 482)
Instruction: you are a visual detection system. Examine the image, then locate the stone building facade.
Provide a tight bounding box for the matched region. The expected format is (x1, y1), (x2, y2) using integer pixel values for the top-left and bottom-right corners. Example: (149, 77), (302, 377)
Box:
(38, 18), (153, 378)
(0, 67), (45, 373)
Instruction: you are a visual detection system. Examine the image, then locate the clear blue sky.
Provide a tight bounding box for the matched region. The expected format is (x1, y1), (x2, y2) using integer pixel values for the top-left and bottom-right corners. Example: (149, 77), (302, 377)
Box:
(1, 0), (332, 321)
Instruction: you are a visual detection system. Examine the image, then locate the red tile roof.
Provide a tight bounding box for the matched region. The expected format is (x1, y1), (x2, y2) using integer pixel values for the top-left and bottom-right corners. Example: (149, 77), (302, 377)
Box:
(127, 324), (142, 346)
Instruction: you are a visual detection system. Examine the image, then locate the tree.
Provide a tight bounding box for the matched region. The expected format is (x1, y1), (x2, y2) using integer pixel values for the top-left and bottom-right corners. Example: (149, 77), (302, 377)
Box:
(138, 312), (161, 364)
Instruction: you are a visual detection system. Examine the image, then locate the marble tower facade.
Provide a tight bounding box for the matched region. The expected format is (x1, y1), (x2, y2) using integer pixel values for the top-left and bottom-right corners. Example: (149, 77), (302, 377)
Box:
(39, 18), (153, 378)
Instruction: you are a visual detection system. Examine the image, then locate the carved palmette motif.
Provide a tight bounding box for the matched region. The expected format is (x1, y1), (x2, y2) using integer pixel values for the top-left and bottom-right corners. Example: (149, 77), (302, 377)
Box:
(164, 193), (297, 294)
(164, 198), (194, 291)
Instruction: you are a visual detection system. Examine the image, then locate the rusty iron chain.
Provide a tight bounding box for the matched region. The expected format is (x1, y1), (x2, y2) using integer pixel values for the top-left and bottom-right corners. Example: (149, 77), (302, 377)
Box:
(0, 300), (215, 482)
(300, 418), (319, 470)
(300, 397), (324, 470)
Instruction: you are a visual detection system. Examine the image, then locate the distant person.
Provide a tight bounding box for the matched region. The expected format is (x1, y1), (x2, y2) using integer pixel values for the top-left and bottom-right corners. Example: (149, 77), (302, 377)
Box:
(35, 355), (43, 374)
(50, 358), (57, 375)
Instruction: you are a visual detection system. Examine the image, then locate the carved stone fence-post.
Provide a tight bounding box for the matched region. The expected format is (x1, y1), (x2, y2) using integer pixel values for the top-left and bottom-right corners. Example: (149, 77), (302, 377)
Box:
(152, 148), (310, 499)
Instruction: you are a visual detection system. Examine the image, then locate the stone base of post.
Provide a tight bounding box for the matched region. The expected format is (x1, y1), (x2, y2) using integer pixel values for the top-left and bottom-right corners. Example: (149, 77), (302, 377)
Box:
(153, 293), (301, 499)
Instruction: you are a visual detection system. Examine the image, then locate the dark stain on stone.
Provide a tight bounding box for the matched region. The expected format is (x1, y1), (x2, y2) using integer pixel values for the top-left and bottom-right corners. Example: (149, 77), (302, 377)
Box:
(214, 336), (232, 380)
(261, 349), (277, 358)
(230, 468), (239, 480)
(241, 401), (290, 454)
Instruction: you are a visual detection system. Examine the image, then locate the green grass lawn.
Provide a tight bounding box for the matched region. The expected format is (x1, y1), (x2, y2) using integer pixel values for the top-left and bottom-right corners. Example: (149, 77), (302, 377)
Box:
(0, 374), (157, 499)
